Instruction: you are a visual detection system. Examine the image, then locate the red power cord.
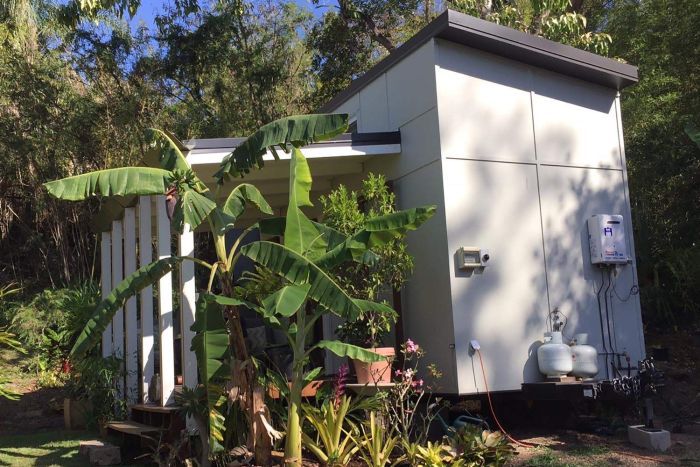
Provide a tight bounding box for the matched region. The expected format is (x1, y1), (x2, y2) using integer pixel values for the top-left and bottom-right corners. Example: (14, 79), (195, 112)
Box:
(476, 349), (538, 448)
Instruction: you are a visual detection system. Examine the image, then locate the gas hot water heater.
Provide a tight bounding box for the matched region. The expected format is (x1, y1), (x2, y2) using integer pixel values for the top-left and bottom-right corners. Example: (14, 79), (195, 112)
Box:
(587, 214), (629, 265)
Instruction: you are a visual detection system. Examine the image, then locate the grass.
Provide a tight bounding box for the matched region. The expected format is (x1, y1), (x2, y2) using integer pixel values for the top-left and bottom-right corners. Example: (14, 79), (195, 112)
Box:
(0, 430), (98, 466)
(0, 348), (31, 389)
(568, 445), (610, 456)
(524, 445), (616, 467)
(525, 449), (576, 467)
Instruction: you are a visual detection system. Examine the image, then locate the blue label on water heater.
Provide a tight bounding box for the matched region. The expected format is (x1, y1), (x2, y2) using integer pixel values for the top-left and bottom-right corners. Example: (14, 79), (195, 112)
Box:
(603, 227), (613, 237)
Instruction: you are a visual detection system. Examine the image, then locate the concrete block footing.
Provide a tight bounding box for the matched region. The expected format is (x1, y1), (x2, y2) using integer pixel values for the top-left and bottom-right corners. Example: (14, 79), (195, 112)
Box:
(628, 425), (671, 452)
(79, 440), (122, 465)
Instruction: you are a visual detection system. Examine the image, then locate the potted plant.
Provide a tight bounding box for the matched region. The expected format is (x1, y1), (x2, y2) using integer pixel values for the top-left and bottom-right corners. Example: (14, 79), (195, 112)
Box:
(321, 174), (419, 384)
(65, 355), (126, 433)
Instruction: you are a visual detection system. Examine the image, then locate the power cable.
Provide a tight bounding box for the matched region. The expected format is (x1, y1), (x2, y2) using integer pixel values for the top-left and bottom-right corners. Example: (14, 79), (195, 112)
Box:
(475, 349), (538, 448)
(611, 271), (639, 303)
(603, 270), (618, 357)
(596, 269), (610, 379)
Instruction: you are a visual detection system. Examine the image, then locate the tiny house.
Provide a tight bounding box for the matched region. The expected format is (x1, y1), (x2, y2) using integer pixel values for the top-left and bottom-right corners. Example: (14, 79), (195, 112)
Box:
(96, 9), (643, 405)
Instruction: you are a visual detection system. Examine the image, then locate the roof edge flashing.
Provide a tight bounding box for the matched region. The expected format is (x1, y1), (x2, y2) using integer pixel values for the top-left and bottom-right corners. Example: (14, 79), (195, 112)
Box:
(444, 9), (637, 80)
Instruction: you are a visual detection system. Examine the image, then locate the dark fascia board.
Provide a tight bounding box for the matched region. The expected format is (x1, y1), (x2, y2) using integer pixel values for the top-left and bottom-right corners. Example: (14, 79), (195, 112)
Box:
(319, 9), (638, 113)
(184, 131), (401, 151)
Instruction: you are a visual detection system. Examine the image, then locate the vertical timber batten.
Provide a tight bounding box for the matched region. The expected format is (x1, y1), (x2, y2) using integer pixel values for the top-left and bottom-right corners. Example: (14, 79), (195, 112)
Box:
(179, 225), (197, 390)
(138, 196), (155, 403)
(111, 220), (125, 399)
(100, 231), (113, 358)
(123, 208), (139, 405)
(156, 195), (176, 406)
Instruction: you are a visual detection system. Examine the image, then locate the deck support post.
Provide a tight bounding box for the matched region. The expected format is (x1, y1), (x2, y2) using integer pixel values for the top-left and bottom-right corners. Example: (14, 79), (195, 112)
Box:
(138, 196), (155, 403)
(156, 195), (176, 406)
(123, 207), (139, 405)
(100, 231), (113, 358)
(180, 224), (198, 431)
(111, 220), (125, 400)
(180, 224), (197, 389)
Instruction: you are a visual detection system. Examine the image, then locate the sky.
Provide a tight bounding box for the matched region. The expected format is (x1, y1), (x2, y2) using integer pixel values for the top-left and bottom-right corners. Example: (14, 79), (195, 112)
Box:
(128, 0), (328, 32)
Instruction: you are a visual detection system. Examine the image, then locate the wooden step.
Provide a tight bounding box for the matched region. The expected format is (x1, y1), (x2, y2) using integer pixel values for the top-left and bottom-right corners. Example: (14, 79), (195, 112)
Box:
(106, 420), (164, 436)
(130, 403), (180, 414)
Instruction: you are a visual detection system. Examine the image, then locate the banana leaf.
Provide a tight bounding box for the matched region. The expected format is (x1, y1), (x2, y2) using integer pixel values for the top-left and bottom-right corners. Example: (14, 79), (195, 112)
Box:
(191, 293), (231, 384)
(351, 299), (396, 318)
(214, 183), (274, 235)
(240, 241), (361, 320)
(314, 206), (436, 270)
(191, 293), (231, 453)
(70, 256), (185, 357)
(171, 189), (218, 232)
(214, 114), (348, 182)
(284, 148), (325, 255)
(222, 183), (273, 220)
(362, 206), (437, 246)
(144, 128), (191, 172)
(44, 167), (172, 201)
(314, 341), (386, 363)
(262, 284), (311, 318)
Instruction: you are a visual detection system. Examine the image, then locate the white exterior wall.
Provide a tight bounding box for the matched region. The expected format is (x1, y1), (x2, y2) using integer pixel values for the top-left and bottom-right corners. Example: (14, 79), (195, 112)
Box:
(435, 39), (644, 393)
(326, 35), (643, 394)
(331, 41), (459, 392)
(328, 36), (644, 395)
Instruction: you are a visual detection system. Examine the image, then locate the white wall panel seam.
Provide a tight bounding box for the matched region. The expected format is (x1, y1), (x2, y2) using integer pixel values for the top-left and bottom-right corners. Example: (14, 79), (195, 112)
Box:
(390, 158), (442, 183)
(443, 155), (624, 171)
(530, 80), (553, 325)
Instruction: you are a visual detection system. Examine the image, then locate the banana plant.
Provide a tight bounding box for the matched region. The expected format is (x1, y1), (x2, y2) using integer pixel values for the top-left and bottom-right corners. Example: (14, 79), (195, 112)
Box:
(231, 146), (435, 467)
(45, 123), (286, 462)
(44, 114), (434, 466)
(42, 118), (348, 463)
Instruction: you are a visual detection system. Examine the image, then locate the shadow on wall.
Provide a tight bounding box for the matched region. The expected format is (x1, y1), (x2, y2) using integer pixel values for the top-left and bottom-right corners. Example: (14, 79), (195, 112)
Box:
(447, 156), (547, 392)
(447, 124), (639, 392)
(537, 164), (640, 381)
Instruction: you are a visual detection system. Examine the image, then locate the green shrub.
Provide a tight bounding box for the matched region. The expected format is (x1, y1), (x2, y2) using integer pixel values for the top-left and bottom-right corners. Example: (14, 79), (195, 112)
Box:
(449, 425), (516, 466)
(641, 246), (700, 329)
(66, 355), (126, 428)
(7, 281), (99, 383)
(321, 173), (410, 348)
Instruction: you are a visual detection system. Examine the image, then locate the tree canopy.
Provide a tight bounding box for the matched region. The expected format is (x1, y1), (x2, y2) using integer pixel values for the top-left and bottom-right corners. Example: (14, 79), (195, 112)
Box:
(0, 0), (697, 329)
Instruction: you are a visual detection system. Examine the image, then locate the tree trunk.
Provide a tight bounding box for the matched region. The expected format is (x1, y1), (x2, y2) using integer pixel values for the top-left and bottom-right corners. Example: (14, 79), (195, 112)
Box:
(221, 278), (272, 466)
(284, 367), (303, 467)
(284, 307), (306, 467)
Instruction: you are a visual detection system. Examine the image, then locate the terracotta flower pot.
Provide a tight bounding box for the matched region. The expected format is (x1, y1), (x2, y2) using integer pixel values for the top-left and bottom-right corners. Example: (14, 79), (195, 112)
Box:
(352, 347), (395, 384)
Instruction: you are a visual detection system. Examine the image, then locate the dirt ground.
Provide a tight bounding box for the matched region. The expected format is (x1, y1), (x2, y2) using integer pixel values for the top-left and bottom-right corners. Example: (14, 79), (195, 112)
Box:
(508, 425), (700, 466)
(0, 348), (67, 435)
(1, 331), (699, 465)
(506, 329), (700, 466)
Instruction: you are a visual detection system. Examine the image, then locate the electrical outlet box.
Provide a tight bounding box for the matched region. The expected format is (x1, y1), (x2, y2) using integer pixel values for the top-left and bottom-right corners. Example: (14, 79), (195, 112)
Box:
(457, 247), (490, 270)
(588, 214), (628, 265)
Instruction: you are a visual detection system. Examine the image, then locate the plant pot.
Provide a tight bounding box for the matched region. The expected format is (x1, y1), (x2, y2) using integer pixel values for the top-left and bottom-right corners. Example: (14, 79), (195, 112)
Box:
(352, 347), (395, 384)
(64, 398), (92, 430)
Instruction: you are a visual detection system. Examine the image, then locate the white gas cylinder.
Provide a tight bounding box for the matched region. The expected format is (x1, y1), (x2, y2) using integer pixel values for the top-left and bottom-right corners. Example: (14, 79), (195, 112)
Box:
(570, 333), (598, 379)
(537, 331), (573, 377)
